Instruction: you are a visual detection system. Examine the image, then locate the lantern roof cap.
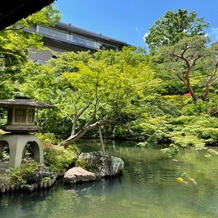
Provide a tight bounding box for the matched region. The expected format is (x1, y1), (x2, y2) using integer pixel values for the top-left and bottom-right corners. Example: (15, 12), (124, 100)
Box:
(0, 96), (54, 109)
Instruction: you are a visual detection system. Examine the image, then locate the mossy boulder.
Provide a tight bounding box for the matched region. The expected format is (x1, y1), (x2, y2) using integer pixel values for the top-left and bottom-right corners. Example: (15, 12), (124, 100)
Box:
(75, 151), (124, 178)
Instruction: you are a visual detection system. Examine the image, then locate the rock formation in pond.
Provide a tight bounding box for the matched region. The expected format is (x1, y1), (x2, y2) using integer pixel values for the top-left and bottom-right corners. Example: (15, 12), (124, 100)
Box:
(64, 167), (96, 183)
(76, 151), (124, 178)
(64, 151), (124, 184)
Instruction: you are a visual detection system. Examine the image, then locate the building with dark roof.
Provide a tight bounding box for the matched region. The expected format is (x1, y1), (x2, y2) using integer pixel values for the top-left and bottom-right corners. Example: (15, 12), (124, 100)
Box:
(0, 1), (130, 63)
(26, 22), (130, 63)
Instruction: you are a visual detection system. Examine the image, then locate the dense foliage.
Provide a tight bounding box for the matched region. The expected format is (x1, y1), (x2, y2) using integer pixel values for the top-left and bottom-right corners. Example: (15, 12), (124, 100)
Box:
(0, 4), (61, 99)
(43, 144), (79, 173)
(145, 9), (209, 53)
(0, 8), (217, 157)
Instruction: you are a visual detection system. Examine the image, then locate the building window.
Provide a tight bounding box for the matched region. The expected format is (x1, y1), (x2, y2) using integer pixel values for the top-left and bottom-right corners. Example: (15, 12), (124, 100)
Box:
(28, 109), (35, 123)
(38, 26), (67, 41)
(14, 108), (26, 123)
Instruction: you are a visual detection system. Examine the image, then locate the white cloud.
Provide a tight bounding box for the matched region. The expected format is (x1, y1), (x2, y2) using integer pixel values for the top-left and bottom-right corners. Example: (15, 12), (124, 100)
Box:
(204, 32), (210, 37)
(135, 27), (139, 34)
(143, 32), (149, 40)
(211, 27), (218, 34)
(211, 27), (218, 41)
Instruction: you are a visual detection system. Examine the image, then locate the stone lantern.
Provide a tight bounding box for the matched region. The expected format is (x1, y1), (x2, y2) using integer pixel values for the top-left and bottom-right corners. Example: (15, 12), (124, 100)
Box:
(0, 96), (54, 169)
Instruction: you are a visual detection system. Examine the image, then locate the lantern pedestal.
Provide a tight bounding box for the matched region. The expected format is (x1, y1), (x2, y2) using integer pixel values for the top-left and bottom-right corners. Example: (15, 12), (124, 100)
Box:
(0, 134), (44, 168)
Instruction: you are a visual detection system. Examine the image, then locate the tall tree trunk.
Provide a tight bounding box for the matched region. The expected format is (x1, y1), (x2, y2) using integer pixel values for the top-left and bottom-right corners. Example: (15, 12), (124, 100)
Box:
(202, 60), (218, 100)
(99, 126), (105, 154)
(71, 102), (92, 135)
(185, 67), (198, 102)
(173, 48), (201, 102)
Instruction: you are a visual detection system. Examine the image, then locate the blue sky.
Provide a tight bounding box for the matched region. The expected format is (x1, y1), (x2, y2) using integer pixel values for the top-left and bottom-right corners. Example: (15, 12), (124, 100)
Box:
(55, 0), (218, 48)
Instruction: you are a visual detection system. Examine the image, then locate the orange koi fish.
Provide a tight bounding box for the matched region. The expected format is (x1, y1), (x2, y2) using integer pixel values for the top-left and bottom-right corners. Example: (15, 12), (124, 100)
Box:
(189, 177), (197, 185)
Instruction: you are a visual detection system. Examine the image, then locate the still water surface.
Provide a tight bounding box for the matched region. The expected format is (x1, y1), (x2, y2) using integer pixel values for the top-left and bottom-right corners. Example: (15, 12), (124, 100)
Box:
(0, 141), (218, 218)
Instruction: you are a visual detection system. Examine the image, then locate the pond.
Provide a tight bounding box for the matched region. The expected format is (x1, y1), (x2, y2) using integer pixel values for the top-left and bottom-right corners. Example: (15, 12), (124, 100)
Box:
(0, 140), (218, 218)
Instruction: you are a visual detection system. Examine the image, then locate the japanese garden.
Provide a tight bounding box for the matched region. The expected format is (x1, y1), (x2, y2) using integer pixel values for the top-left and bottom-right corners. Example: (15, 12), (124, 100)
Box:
(0, 4), (218, 218)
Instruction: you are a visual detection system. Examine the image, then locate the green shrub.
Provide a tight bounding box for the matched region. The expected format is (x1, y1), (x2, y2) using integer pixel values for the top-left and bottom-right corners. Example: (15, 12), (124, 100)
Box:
(140, 111), (218, 157)
(10, 159), (41, 185)
(182, 101), (209, 115)
(170, 115), (195, 125)
(43, 144), (79, 173)
(171, 133), (205, 149)
(37, 133), (61, 145)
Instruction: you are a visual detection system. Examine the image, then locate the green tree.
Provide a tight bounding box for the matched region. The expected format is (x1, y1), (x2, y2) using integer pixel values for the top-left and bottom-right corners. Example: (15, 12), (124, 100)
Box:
(158, 35), (218, 102)
(0, 4), (61, 98)
(145, 9), (208, 53)
(20, 48), (162, 147)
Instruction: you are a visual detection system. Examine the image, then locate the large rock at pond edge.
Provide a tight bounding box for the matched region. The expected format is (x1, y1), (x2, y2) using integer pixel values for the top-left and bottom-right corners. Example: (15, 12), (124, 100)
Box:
(64, 167), (96, 183)
(75, 151), (124, 178)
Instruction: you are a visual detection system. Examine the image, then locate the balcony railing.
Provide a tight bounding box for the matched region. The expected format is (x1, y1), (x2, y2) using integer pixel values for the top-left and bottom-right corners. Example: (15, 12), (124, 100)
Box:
(37, 26), (101, 49)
